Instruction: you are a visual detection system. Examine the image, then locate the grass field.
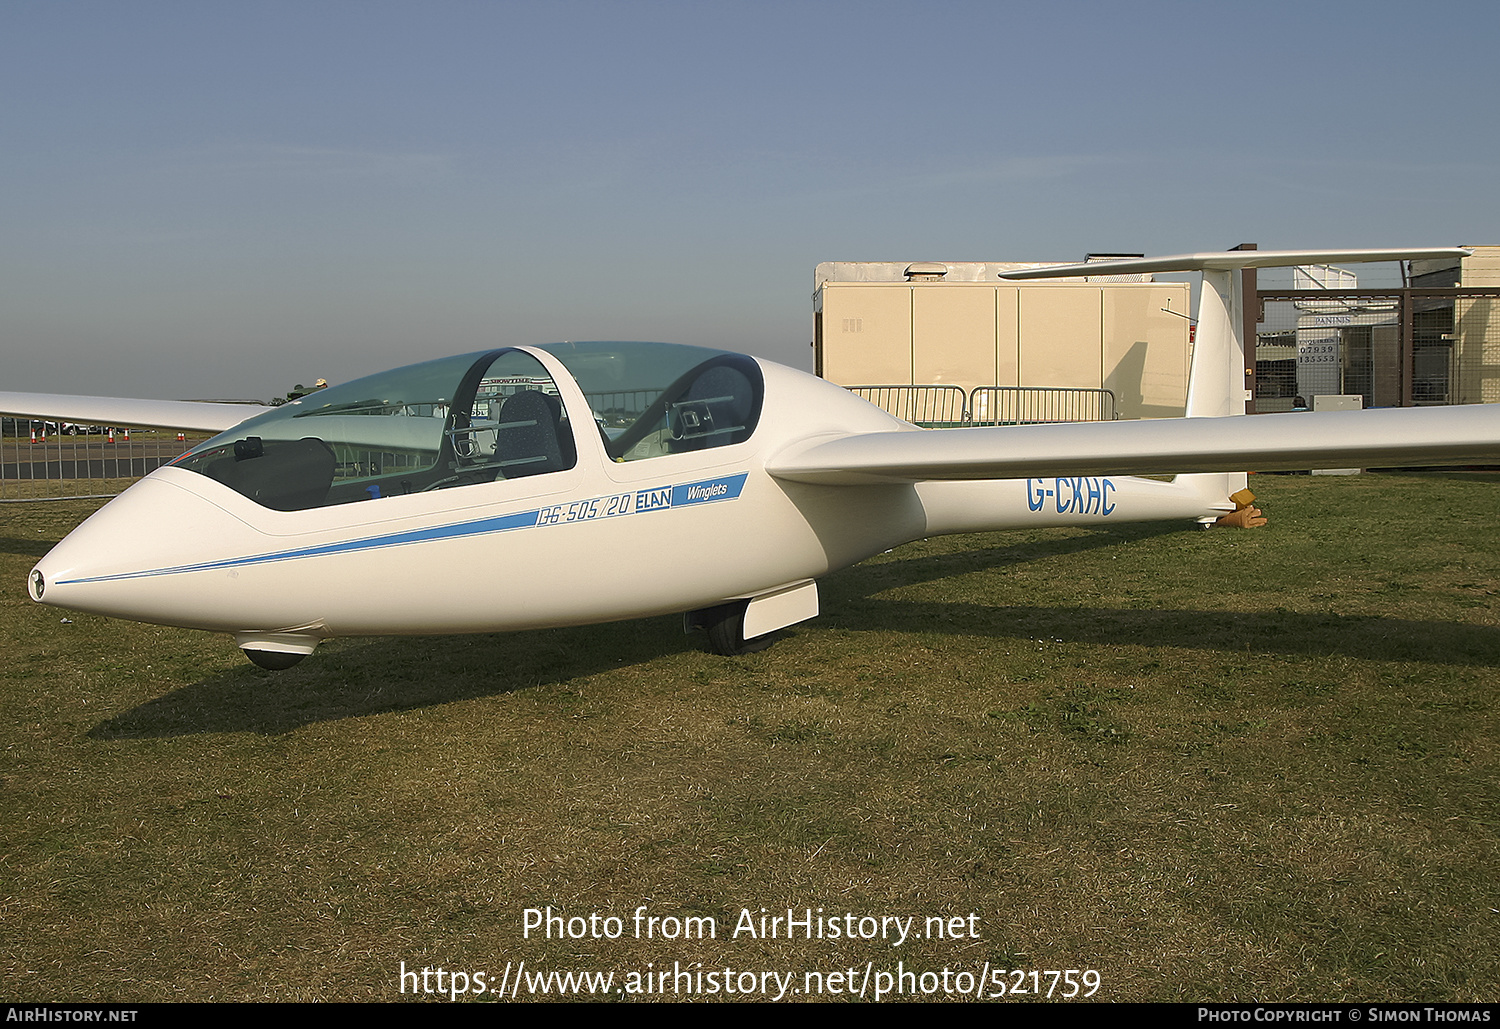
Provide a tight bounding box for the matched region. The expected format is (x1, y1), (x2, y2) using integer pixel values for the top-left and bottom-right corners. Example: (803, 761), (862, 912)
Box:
(2, 472), (1496, 1002)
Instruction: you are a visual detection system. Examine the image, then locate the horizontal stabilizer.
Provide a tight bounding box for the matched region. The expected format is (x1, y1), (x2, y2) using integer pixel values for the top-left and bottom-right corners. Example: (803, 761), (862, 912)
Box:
(0, 393), (260, 434)
(767, 405), (1500, 485)
(999, 247), (1471, 280)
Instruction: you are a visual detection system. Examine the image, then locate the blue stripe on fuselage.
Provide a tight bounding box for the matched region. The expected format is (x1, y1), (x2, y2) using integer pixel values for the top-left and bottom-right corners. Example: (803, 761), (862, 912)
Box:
(57, 472), (749, 585)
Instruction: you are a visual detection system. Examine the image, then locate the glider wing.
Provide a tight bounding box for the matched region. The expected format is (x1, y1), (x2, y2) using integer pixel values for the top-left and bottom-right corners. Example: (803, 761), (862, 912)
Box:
(766, 405), (1500, 485)
(0, 393), (261, 434)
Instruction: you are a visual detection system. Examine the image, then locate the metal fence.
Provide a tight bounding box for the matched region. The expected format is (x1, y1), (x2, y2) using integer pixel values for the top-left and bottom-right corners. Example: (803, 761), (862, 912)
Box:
(0, 420), (209, 502)
(845, 385), (969, 426)
(848, 385), (1117, 426)
(968, 386), (1117, 425)
(1254, 288), (1500, 412)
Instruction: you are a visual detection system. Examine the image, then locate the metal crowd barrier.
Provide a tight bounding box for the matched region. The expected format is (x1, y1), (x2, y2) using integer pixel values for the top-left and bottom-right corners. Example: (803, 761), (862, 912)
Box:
(967, 386), (1117, 424)
(848, 385), (1117, 427)
(0, 419), (208, 502)
(845, 386), (970, 426)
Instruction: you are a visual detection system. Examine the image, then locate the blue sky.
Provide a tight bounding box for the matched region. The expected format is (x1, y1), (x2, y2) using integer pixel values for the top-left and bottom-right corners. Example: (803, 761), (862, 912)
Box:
(3, 1), (1496, 399)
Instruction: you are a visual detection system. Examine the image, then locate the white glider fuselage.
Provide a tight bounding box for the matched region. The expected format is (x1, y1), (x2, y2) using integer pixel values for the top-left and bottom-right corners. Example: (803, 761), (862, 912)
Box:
(30, 357), (880, 637)
(28, 355), (1226, 648)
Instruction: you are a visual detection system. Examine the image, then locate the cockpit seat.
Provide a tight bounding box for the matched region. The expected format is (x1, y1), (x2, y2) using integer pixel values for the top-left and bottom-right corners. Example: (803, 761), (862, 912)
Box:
(204, 436), (337, 511)
(493, 390), (570, 478)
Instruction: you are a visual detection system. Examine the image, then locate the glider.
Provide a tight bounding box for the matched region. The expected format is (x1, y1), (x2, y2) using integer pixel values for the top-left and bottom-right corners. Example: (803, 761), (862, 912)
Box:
(7, 246), (1496, 668)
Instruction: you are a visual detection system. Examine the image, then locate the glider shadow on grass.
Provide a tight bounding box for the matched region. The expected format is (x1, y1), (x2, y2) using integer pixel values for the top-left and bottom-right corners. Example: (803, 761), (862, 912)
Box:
(88, 524), (1496, 737)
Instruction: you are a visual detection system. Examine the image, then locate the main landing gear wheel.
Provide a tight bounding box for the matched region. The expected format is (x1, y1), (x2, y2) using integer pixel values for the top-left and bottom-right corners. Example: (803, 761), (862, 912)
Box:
(701, 600), (778, 656)
(236, 632), (319, 670)
(244, 649), (307, 670)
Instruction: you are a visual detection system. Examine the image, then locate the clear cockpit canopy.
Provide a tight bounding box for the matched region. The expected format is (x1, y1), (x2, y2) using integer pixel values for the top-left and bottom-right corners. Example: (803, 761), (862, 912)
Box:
(173, 342), (763, 511)
(537, 341), (762, 463)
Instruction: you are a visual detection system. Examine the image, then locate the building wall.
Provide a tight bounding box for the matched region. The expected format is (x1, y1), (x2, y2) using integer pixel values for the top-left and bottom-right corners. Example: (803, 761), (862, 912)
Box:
(816, 279), (1191, 420)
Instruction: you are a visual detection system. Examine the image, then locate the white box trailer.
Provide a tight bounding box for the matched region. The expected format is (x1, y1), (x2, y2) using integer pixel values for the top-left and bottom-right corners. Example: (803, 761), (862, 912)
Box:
(814, 260), (1192, 421)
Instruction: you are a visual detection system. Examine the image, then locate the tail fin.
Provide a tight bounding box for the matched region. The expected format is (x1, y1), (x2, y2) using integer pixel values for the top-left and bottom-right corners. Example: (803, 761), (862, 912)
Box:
(1180, 264), (1252, 505)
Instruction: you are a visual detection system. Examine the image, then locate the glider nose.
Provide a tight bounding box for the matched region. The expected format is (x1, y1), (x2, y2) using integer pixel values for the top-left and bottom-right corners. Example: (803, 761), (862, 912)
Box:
(25, 557), (87, 611)
(29, 535), (97, 613)
(27, 566), (46, 603)
(24, 471), (261, 628)
(25, 479), (172, 617)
